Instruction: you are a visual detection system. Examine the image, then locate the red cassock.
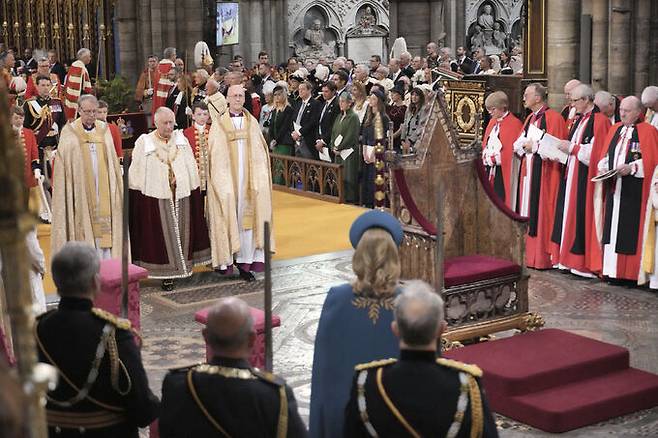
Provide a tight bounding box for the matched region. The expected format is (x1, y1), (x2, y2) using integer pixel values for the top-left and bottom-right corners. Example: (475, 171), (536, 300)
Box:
(24, 74), (61, 100)
(151, 60), (175, 116)
(21, 128), (39, 188)
(107, 122), (123, 160)
(550, 111), (611, 273)
(517, 107), (568, 269)
(481, 112), (523, 207)
(63, 60), (93, 119)
(595, 122), (658, 280)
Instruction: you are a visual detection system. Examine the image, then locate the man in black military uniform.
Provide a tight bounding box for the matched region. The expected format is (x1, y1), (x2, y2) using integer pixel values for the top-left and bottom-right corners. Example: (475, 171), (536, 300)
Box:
(344, 280), (499, 438)
(23, 74), (67, 182)
(35, 242), (159, 437)
(160, 297), (307, 437)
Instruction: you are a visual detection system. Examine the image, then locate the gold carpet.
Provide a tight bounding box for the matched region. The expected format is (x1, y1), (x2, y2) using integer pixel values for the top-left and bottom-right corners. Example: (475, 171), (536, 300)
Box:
(39, 191), (364, 294)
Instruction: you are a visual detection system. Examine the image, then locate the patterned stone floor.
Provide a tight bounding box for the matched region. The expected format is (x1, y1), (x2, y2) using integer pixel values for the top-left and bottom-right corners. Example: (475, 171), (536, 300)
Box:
(137, 251), (658, 437)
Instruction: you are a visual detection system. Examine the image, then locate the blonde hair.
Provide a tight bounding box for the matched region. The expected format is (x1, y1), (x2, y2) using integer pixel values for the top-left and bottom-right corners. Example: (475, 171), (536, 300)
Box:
(352, 228), (401, 297)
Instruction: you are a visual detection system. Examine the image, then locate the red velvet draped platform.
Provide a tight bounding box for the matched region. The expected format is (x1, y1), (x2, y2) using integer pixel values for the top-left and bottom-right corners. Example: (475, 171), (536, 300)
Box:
(445, 329), (658, 433)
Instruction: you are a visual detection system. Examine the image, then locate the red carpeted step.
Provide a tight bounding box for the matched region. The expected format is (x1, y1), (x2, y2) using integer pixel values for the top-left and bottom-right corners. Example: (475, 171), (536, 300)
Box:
(503, 368), (658, 433)
(444, 328), (629, 396)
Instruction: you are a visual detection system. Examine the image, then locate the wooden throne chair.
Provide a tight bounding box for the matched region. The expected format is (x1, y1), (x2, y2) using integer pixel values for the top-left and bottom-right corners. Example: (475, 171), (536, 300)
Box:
(385, 80), (544, 346)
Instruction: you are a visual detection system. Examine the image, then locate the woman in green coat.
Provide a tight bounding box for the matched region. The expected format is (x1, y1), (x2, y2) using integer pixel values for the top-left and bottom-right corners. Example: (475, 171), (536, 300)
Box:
(331, 91), (361, 204)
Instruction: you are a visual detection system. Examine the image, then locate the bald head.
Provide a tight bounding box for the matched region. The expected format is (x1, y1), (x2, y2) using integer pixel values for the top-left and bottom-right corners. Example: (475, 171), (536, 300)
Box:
(620, 96), (643, 126)
(227, 84), (245, 112)
(203, 298), (255, 357)
(564, 79), (581, 97)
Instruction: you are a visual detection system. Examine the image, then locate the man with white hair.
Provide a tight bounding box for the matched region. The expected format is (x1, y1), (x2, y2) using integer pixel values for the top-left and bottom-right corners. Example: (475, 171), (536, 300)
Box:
(550, 84), (611, 276)
(345, 280), (499, 437)
(595, 96), (658, 282)
(51, 94), (123, 259)
(594, 90), (620, 125)
(561, 79), (582, 126)
(129, 107), (211, 290)
(62, 47), (93, 119)
(205, 78), (227, 124)
(641, 85), (658, 129)
(206, 85), (274, 282)
(399, 51), (414, 78)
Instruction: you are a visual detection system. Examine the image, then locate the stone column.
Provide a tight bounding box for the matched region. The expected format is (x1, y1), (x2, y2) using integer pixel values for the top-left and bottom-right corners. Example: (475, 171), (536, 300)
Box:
(389, 0), (399, 49)
(115, 0), (138, 82)
(546, 0), (580, 109)
(607, 0), (632, 95)
(633, 0), (650, 95)
(249, 0), (264, 65)
(590, 0), (609, 91)
(430, 0), (445, 47)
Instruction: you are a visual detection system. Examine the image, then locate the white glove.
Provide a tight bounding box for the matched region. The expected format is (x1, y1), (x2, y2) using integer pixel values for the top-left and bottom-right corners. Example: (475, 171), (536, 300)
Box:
(145, 88), (154, 97)
(34, 168), (43, 181)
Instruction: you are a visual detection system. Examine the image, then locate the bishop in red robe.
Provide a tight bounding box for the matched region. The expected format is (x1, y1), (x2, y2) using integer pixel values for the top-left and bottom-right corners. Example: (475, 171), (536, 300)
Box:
(481, 91), (523, 207)
(549, 84), (611, 276)
(512, 83), (567, 269)
(595, 96), (658, 282)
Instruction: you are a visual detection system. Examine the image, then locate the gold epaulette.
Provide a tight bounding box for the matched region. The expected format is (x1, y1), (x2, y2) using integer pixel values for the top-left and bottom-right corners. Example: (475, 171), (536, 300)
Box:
(251, 367), (284, 386)
(91, 308), (131, 331)
(436, 358), (483, 377)
(354, 358), (397, 371)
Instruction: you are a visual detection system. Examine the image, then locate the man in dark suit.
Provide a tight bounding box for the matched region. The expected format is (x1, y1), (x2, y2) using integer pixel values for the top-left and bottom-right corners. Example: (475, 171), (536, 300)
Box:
(345, 280), (499, 438)
(160, 297), (307, 437)
(291, 80), (322, 159)
(35, 242), (159, 437)
(47, 49), (67, 84)
(315, 81), (340, 160)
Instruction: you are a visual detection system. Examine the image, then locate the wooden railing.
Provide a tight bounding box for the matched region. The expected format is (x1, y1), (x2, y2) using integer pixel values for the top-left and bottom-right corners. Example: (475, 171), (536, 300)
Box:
(270, 153), (344, 204)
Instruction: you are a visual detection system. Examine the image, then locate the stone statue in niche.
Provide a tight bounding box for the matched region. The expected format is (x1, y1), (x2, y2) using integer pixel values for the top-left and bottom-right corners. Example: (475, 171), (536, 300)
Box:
(358, 6), (376, 29)
(295, 16), (336, 63)
(492, 22), (507, 50)
(470, 25), (485, 51)
(478, 4), (495, 30)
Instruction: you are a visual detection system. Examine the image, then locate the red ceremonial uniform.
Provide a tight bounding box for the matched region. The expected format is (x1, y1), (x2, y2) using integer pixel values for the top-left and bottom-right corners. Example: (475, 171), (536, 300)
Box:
(20, 127), (40, 188)
(151, 60), (176, 116)
(550, 111), (611, 273)
(481, 111), (523, 207)
(514, 106), (568, 269)
(63, 60), (93, 119)
(595, 122), (658, 280)
(25, 74), (61, 100)
(107, 122), (124, 161)
(183, 124), (211, 193)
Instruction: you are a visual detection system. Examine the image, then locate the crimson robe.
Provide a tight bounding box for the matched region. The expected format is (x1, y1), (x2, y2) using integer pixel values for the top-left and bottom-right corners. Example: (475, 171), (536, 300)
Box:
(516, 107), (567, 269)
(62, 60), (93, 119)
(107, 122), (123, 160)
(550, 111), (611, 273)
(183, 125), (211, 193)
(21, 128), (39, 188)
(596, 122), (658, 280)
(482, 112), (523, 207)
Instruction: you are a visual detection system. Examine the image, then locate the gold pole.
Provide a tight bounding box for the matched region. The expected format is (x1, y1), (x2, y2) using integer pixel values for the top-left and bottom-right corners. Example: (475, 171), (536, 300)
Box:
(12, 0), (20, 53)
(25, 0), (33, 49)
(0, 82), (48, 438)
(2, 0), (9, 48)
(38, 0), (46, 49)
(53, 0), (62, 57)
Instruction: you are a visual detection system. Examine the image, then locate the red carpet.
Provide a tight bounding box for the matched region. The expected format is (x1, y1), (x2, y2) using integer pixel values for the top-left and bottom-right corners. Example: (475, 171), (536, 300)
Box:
(444, 329), (658, 433)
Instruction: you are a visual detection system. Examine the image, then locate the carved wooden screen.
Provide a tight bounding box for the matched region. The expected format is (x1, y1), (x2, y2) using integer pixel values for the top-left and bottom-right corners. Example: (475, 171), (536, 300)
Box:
(0, 0), (116, 78)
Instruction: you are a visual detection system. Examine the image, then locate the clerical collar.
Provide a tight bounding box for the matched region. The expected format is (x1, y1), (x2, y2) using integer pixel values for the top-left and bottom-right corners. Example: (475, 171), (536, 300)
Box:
(230, 111), (243, 117)
(82, 123), (95, 131)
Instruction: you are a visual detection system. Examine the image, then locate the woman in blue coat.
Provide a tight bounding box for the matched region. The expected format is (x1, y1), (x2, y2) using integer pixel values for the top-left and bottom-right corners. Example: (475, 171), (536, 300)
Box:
(309, 210), (404, 438)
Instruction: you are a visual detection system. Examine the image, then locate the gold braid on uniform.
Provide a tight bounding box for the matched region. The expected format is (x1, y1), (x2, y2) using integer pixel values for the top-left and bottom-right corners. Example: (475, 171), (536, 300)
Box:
(34, 322), (124, 412)
(375, 367), (421, 438)
(106, 328), (132, 396)
(468, 376), (484, 438)
(186, 369), (232, 437)
(277, 385), (288, 438)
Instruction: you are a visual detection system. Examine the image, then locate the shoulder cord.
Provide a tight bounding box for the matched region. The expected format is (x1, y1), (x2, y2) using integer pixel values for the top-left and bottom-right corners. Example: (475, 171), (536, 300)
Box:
(276, 385), (288, 438)
(375, 367), (421, 438)
(186, 370), (232, 438)
(357, 370), (379, 437)
(34, 323), (123, 412)
(467, 376), (484, 438)
(106, 328), (132, 396)
(446, 372), (470, 438)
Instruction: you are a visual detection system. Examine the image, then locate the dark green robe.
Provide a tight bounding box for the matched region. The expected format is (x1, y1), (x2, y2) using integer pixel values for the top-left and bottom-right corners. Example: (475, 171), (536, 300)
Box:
(330, 110), (360, 204)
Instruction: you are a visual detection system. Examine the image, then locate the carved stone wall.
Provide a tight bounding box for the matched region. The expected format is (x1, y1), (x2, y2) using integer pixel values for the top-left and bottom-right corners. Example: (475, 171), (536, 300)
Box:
(464, 0), (523, 54)
(287, 0), (390, 62)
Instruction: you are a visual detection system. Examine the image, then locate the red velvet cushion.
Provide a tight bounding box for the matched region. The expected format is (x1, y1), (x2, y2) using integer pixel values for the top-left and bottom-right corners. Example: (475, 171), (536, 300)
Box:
(444, 255), (521, 287)
(195, 307), (281, 334)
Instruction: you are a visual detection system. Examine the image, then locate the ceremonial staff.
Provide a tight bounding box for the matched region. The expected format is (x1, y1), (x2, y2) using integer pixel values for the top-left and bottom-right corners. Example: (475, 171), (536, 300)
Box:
(121, 154), (131, 318)
(0, 84), (51, 438)
(264, 221), (273, 372)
